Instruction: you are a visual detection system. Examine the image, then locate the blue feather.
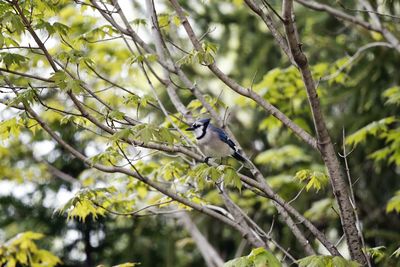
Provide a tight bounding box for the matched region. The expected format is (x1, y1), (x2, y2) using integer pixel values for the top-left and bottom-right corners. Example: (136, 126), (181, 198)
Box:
(209, 125), (237, 151)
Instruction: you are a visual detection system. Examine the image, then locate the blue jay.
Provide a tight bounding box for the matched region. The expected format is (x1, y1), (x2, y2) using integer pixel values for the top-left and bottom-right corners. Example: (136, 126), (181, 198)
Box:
(185, 118), (245, 162)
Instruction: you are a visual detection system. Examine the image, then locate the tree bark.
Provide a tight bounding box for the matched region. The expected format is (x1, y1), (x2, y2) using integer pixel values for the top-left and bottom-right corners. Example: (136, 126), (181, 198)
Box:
(282, 0), (368, 265)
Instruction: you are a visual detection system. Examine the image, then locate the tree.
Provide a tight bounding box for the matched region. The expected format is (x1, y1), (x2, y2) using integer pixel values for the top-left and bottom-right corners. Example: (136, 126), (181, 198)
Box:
(0, 0), (399, 266)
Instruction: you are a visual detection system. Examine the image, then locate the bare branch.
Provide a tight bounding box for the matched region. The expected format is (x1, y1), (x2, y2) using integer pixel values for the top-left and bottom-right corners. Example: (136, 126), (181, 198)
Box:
(93, 200), (175, 217)
(0, 67), (54, 83)
(359, 0), (400, 53)
(282, 0), (367, 264)
(337, 1), (400, 21)
(294, 0), (381, 32)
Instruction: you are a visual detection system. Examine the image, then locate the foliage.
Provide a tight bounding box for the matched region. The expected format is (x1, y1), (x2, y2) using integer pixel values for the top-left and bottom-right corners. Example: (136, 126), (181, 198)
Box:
(223, 247), (281, 267)
(294, 169), (329, 192)
(297, 255), (360, 267)
(0, 0), (399, 266)
(0, 232), (61, 267)
(57, 187), (115, 222)
(187, 163), (242, 191)
(365, 246), (386, 263)
(386, 190), (400, 213)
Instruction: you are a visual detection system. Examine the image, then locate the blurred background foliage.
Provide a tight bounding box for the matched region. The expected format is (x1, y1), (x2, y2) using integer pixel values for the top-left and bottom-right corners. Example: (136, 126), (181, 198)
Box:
(0, 0), (399, 266)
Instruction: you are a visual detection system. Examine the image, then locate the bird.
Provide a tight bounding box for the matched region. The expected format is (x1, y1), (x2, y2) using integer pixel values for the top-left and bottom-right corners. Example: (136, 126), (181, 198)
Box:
(185, 118), (246, 163)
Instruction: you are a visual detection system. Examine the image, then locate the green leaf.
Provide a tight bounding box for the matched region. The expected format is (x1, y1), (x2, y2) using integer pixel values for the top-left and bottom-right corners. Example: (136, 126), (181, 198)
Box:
(187, 163), (215, 190)
(123, 94), (141, 106)
(382, 86), (400, 106)
(172, 15), (181, 26)
(368, 147), (392, 162)
(157, 127), (176, 144)
(109, 110), (126, 120)
(113, 263), (140, 267)
(0, 12), (25, 34)
(90, 146), (122, 165)
(203, 41), (218, 55)
(0, 232), (61, 267)
(298, 255), (360, 267)
(53, 22), (70, 36)
(386, 190), (400, 213)
(346, 117), (396, 146)
(130, 53), (158, 64)
(66, 198), (105, 222)
(7, 88), (37, 106)
(0, 117), (21, 140)
(365, 246), (386, 263)
(139, 125), (154, 144)
(159, 161), (187, 181)
(0, 52), (28, 67)
(50, 70), (83, 93)
(32, 249), (62, 266)
(248, 247), (281, 267)
(158, 14), (170, 28)
(224, 247), (281, 267)
(222, 166), (242, 191)
(57, 187), (116, 221)
(83, 25), (117, 41)
(223, 256), (251, 267)
(294, 169), (328, 191)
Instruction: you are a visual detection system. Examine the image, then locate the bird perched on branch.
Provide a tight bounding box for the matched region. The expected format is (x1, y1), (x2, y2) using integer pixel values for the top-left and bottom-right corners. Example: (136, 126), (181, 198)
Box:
(185, 118), (246, 163)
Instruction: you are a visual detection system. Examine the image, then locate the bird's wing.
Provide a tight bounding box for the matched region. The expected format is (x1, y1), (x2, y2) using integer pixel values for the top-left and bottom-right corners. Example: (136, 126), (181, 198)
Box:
(212, 126), (238, 152)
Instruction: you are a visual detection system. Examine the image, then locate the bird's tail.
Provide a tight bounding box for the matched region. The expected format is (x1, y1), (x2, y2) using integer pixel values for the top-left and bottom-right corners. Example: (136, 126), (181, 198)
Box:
(232, 151), (246, 162)
(232, 151), (252, 169)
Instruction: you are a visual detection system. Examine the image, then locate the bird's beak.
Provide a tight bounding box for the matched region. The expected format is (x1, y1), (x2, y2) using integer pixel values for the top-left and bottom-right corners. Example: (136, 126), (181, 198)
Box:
(185, 127), (194, 131)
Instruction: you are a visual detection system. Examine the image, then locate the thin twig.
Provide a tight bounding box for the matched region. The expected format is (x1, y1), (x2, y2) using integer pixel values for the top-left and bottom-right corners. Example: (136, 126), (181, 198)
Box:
(92, 200), (175, 217)
(337, 1), (400, 21)
(341, 128), (371, 267)
(321, 42), (393, 82)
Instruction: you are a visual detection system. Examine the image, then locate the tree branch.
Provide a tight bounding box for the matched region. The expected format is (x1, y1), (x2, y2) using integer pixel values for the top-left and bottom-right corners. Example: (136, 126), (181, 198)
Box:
(295, 0), (400, 53)
(282, 0), (368, 264)
(0, 67), (54, 83)
(294, 0), (381, 32)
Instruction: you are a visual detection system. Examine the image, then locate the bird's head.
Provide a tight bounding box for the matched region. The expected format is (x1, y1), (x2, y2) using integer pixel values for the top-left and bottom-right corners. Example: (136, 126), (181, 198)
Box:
(185, 118), (211, 138)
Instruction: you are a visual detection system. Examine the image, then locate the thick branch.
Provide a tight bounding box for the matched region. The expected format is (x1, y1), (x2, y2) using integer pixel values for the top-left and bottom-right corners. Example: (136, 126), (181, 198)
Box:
(282, 0), (367, 264)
